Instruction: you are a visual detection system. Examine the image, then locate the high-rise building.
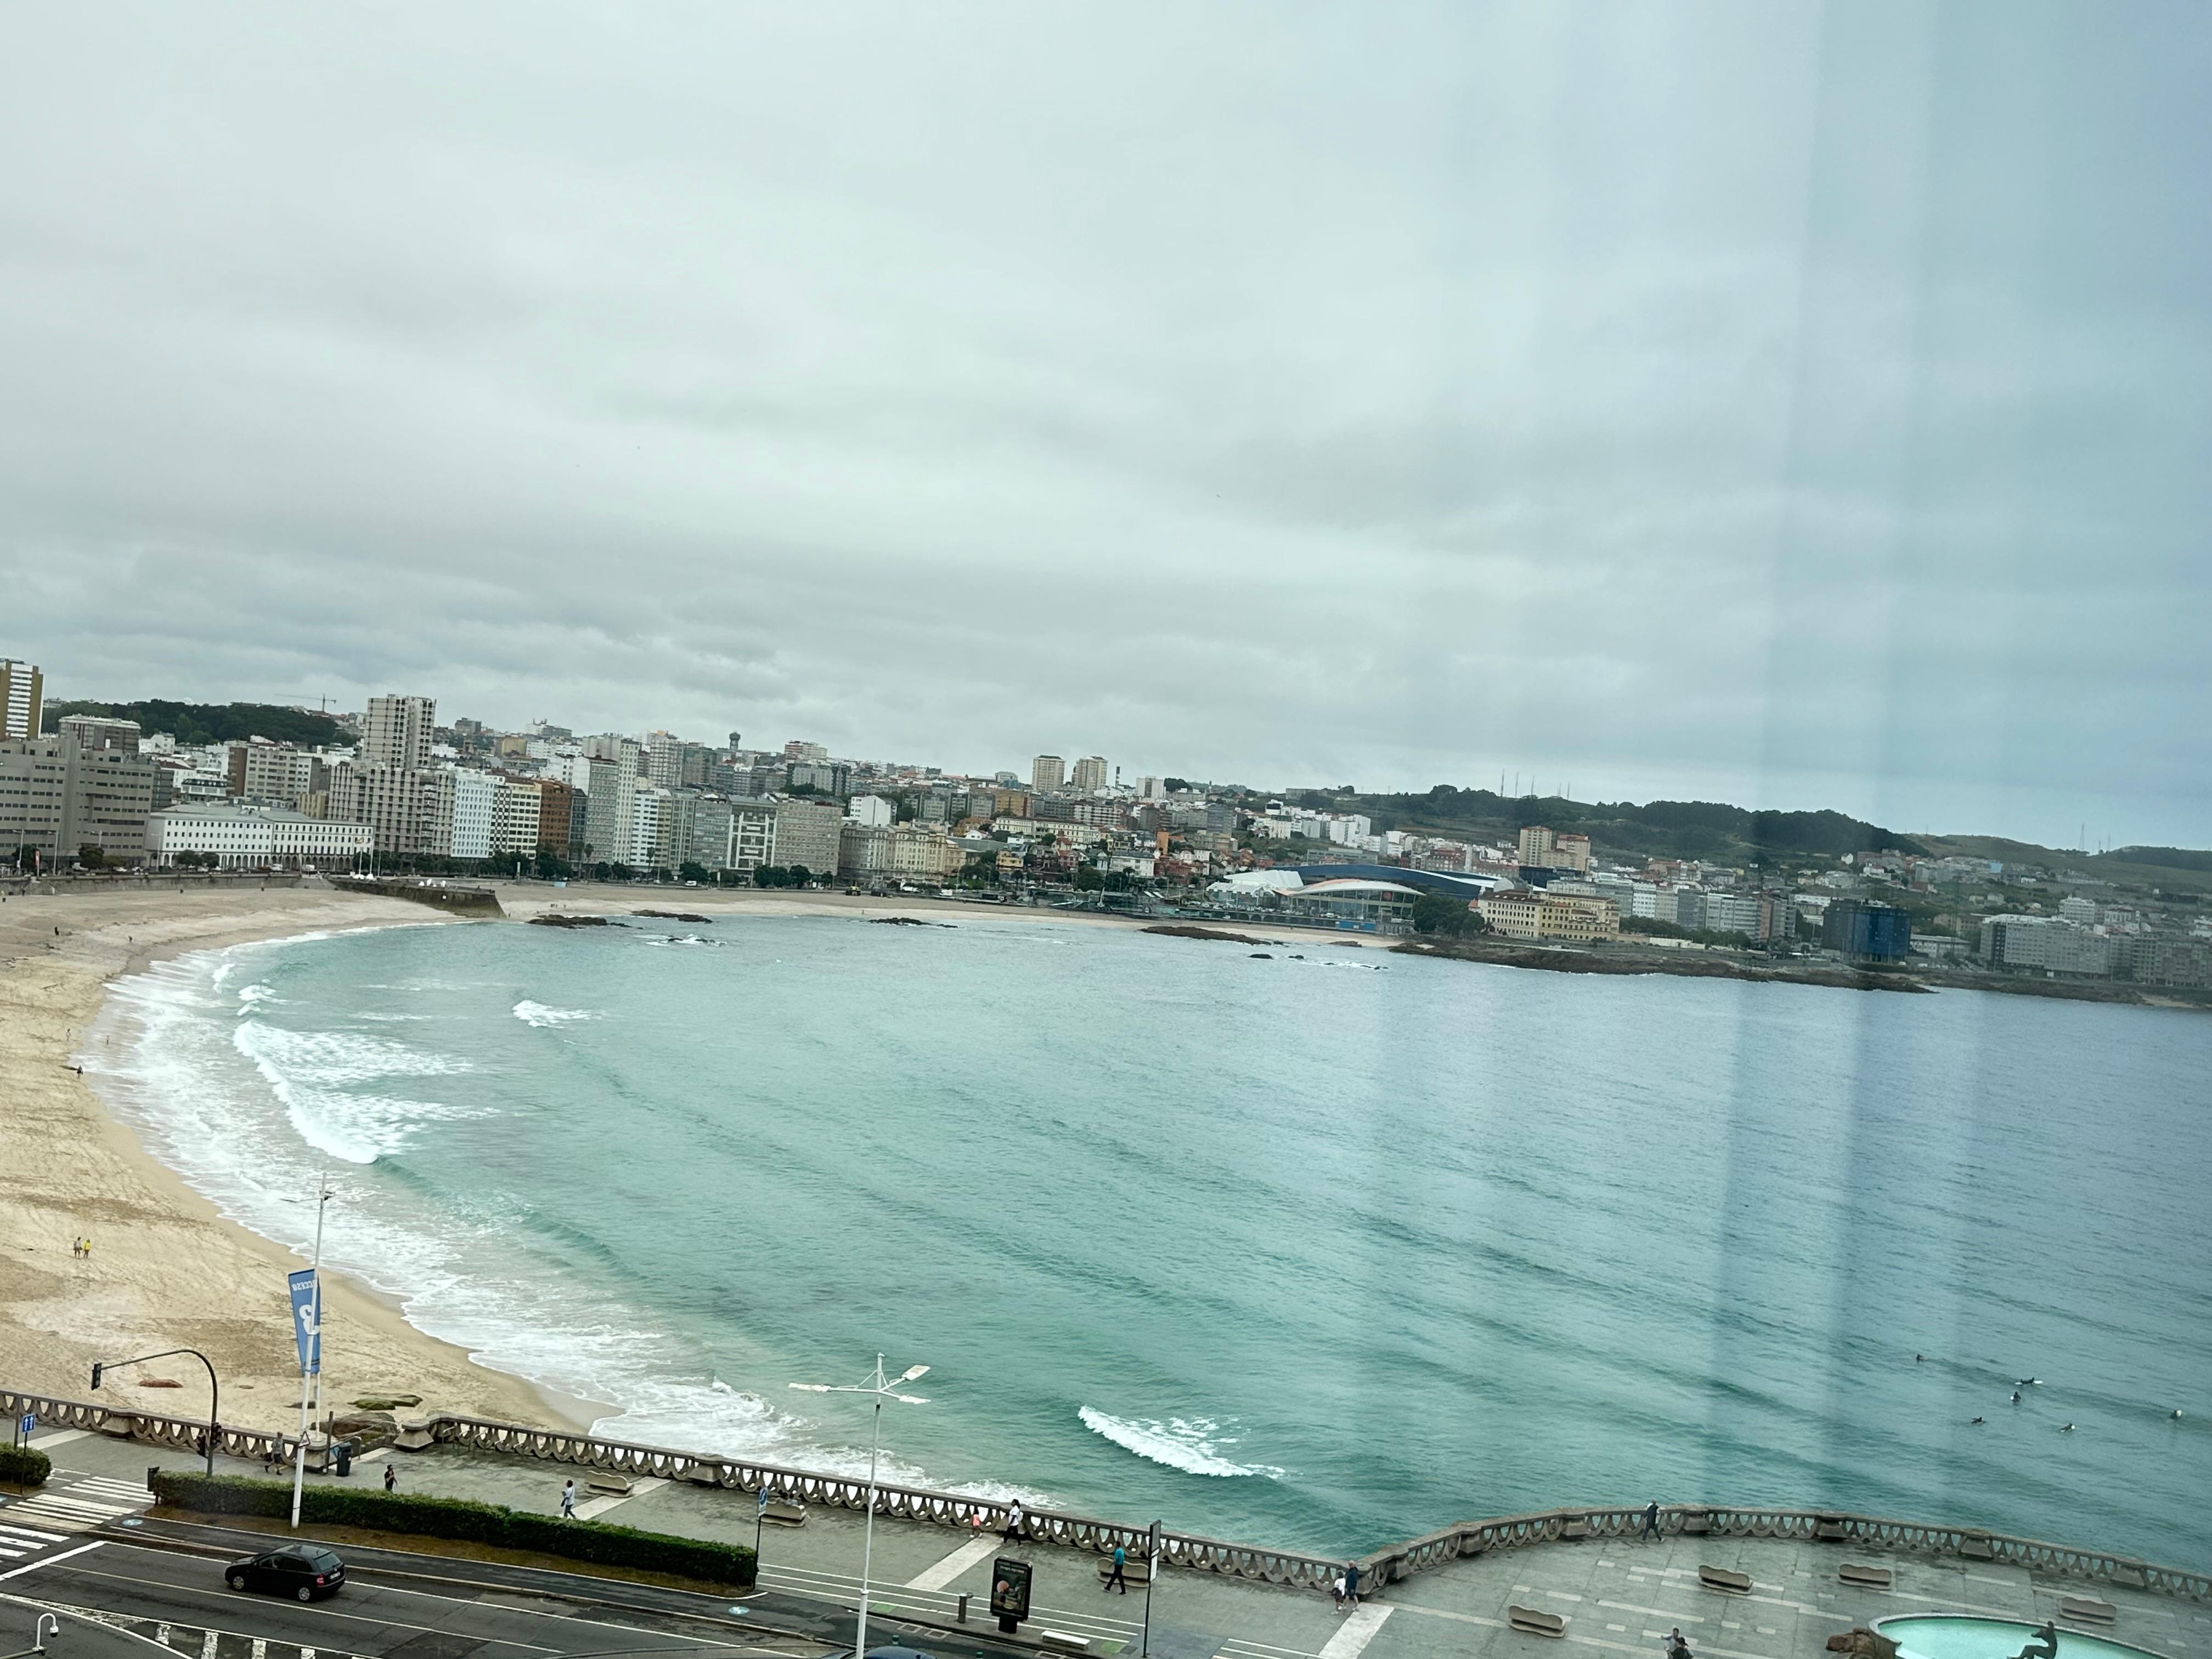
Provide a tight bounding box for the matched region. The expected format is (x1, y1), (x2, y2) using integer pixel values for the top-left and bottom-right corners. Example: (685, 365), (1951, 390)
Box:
(770, 796), (843, 876)
(783, 740), (829, 764)
(1031, 754), (1065, 792)
(1071, 756), (1109, 794)
(582, 757), (635, 865)
(1516, 825), (1556, 867)
(363, 695), (435, 771)
(0, 659), (42, 741)
(645, 730), (685, 789)
(534, 778), (579, 855)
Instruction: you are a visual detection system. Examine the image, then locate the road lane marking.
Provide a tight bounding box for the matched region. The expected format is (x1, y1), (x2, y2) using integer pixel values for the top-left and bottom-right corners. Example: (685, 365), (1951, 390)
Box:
(1317, 1604), (1391, 1659)
(906, 1534), (1000, 1590)
(26, 1430), (91, 1449)
(1600, 1601), (1703, 1622)
(53, 1566), (561, 1651)
(0, 1541), (104, 1581)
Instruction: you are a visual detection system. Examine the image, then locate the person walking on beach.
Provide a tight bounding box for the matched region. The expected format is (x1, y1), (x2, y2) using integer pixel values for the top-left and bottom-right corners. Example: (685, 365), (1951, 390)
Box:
(560, 1478), (577, 1519)
(1002, 1499), (1025, 1541)
(1641, 1500), (1661, 1539)
(383, 1464), (397, 1493)
(1104, 1543), (1128, 1594)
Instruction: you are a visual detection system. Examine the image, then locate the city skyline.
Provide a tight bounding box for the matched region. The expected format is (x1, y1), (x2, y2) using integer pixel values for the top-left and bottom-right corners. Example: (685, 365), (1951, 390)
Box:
(5, 8), (2209, 847)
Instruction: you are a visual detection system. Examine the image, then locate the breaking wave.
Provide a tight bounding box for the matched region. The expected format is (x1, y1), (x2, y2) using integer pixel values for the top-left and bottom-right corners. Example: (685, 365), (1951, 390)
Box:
(1078, 1408), (1282, 1478)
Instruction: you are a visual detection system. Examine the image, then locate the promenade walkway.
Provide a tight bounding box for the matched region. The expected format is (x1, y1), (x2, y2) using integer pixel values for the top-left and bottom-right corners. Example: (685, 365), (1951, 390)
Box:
(14, 1427), (2207, 1659)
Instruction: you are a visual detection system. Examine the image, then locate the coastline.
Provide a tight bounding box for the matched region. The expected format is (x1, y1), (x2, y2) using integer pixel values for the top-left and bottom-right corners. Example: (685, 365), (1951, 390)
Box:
(0, 884), (578, 1437)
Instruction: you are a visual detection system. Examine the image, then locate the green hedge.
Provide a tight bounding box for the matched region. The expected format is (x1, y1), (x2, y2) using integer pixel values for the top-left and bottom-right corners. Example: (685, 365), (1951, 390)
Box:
(148, 1473), (754, 1586)
(0, 1446), (51, 1487)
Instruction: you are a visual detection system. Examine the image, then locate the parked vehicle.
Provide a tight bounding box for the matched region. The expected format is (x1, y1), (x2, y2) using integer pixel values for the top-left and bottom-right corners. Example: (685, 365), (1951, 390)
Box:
(225, 1546), (345, 1601)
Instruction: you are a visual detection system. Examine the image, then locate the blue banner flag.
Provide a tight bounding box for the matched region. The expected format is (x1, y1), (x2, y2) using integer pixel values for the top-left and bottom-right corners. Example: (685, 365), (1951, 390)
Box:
(287, 1269), (321, 1375)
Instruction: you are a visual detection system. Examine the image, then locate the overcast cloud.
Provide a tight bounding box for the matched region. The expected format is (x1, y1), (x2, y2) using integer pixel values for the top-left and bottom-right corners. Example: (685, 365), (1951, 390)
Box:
(3, 2), (2207, 845)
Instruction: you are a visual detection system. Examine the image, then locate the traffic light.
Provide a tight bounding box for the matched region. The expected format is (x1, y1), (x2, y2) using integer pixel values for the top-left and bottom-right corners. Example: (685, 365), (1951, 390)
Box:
(90, 1362), (104, 1390)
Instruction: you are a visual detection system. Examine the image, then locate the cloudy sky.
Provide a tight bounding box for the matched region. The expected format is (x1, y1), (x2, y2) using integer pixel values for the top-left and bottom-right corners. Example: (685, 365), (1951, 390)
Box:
(3, 3), (2205, 845)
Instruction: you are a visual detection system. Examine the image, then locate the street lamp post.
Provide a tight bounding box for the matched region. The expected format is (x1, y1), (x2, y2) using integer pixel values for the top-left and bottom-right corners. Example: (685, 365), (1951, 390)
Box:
(91, 1348), (220, 1476)
(789, 1355), (930, 1659)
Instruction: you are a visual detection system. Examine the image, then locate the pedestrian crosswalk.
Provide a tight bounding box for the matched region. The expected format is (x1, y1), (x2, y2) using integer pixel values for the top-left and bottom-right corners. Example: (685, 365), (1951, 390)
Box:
(0, 1471), (157, 1533)
(0, 1516), (80, 1577)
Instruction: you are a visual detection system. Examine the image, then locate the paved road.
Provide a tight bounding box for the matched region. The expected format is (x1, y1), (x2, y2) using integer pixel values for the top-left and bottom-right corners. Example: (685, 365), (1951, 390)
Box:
(0, 1526), (1040, 1659)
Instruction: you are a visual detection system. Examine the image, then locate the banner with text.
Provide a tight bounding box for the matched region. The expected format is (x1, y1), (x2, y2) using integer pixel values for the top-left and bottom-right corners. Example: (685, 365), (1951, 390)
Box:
(287, 1269), (321, 1375)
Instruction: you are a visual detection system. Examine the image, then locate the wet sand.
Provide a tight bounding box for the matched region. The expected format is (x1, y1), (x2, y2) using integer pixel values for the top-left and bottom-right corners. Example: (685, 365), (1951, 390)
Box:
(0, 883), (567, 1436)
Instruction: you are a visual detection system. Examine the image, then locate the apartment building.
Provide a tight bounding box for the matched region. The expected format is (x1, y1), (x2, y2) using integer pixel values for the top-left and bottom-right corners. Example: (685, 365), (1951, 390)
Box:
(771, 795), (843, 874)
(491, 776), (546, 856)
(0, 658), (42, 741)
(362, 695), (435, 770)
(1030, 754), (1065, 792)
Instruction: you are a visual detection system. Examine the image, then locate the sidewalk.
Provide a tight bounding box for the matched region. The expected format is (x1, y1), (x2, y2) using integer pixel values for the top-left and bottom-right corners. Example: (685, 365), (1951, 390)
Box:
(20, 1426), (1340, 1659)
(25, 1427), (2198, 1659)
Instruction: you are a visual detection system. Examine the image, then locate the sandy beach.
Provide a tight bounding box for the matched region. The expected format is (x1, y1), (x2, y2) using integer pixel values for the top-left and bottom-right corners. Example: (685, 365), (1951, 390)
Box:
(0, 877), (1371, 1444)
(0, 883), (563, 1437)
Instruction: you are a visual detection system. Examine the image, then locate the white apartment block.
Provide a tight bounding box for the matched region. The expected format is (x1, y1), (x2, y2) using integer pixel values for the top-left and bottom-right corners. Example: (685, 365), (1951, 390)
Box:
(847, 794), (895, 828)
(1071, 755), (1109, 794)
(437, 767), (498, 860)
(149, 805), (373, 868)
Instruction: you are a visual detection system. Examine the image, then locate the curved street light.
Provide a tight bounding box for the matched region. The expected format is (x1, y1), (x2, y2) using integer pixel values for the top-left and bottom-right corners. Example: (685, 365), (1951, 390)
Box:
(789, 1354), (930, 1659)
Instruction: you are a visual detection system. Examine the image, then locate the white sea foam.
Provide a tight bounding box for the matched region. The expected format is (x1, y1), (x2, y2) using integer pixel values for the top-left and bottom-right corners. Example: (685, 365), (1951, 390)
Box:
(92, 929), (1047, 1506)
(514, 1001), (595, 1028)
(232, 1020), (482, 1164)
(1078, 1408), (1281, 1477)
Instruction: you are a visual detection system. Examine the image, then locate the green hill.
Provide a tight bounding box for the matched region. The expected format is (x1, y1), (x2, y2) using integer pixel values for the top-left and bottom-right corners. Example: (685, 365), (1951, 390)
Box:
(43, 699), (344, 748)
(1314, 785), (1925, 865)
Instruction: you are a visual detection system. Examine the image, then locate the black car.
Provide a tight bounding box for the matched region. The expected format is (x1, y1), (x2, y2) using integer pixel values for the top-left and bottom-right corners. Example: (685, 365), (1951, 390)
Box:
(225, 1546), (346, 1600)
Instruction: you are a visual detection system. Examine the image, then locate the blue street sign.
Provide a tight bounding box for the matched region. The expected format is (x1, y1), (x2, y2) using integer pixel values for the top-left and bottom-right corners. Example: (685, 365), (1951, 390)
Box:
(287, 1269), (321, 1374)
(18, 1413), (33, 1439)
(758, 1489), (770, 1514)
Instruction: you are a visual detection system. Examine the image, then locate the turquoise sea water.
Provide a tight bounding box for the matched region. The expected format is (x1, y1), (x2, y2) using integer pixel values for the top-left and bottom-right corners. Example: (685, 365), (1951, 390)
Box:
(92, 912), (2212, 1562)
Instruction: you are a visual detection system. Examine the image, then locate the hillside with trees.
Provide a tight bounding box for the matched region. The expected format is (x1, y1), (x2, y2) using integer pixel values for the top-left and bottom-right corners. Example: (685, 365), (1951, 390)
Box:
(1300, 785), (1926, 865)
(42, 699), (345, 748)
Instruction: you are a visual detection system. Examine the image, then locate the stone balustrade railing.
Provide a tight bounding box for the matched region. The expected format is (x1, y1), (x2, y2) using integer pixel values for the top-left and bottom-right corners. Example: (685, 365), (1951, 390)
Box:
(1356, 1504), (2212, 1601)
(7, 1384), (2204, 1602)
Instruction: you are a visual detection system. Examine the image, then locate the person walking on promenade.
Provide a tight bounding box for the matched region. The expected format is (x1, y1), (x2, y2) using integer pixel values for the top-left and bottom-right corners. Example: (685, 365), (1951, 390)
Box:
(1330, 1572), (1347, 1612)
(1104, 1543), (1128, 1594)
(1343, 1560), (1362, 1606)
(560, 1478), (577, 1519)
(1002, 1499), (1025, 1542)
(1667, 1627), (1693, 1659)
(383, 1464), (397, 1493)
(1641, 1500), (1662, 1539)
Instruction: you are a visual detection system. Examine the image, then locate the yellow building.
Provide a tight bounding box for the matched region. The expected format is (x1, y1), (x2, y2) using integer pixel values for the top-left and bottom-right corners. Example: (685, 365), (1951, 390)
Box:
(1478, 889), (1621, 943)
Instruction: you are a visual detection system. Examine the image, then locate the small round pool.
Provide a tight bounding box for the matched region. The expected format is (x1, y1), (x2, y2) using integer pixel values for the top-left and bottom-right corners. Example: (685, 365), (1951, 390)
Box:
(1875, 1617), (2166, 1659)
